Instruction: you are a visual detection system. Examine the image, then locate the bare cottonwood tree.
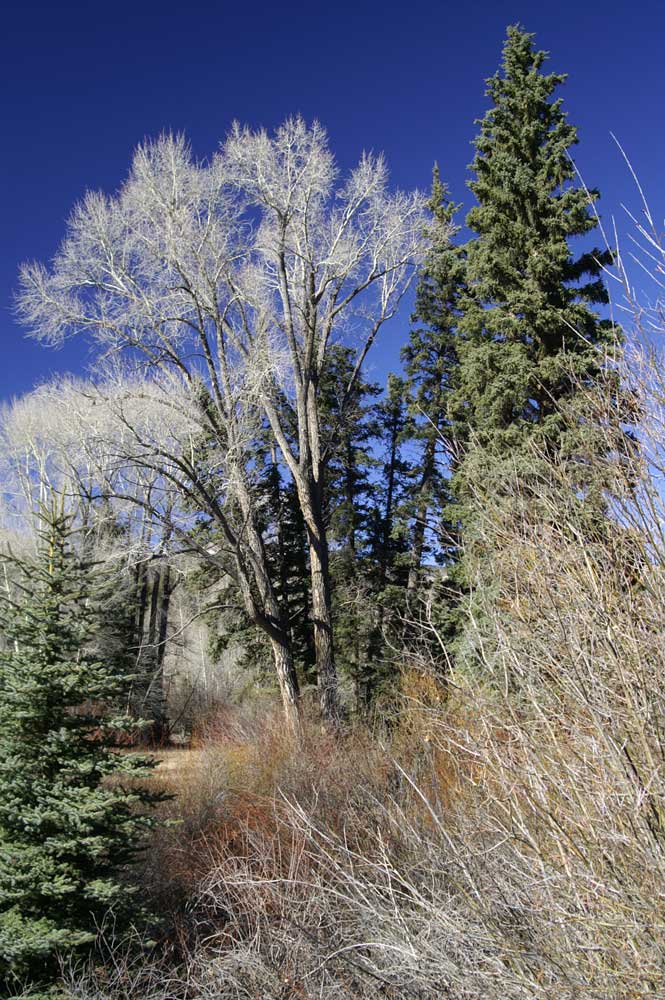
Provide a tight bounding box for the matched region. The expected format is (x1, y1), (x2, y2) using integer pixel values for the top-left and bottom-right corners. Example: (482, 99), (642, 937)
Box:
(1, 382), (184, 737)
(18, 118), (430, 722)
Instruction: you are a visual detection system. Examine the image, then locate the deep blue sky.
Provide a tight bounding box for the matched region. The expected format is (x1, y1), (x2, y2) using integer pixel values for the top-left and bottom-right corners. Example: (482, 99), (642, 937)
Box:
(2, 0), (663, 403)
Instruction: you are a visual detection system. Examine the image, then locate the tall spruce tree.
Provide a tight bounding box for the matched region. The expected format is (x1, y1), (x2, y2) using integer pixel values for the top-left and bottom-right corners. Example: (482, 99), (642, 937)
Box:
(452, 25), (619, 516)
(0, 502), (160, 992)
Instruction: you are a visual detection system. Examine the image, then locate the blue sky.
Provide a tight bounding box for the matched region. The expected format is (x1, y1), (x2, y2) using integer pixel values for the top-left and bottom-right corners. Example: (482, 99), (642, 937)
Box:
(2, 0), (663, 402)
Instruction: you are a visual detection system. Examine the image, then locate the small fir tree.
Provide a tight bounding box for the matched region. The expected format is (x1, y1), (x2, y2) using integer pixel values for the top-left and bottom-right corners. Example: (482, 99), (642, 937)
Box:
(0, 502), (160, 992)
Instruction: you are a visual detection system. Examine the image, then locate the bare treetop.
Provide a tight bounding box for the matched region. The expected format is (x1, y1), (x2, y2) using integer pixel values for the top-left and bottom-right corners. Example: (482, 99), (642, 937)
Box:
(18, 117), (428, 406)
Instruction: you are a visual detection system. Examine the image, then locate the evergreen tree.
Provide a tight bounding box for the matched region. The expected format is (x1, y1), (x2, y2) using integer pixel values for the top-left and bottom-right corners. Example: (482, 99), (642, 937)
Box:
(374, 169), (468, 676)
(319, 347), (381, 708)
(452, 25), (619, 517)
(356, 375), (415, 704)
(401, 168), (465, 593)
(369, 374), (413, 595)
(0, 502), (160, 993)
(260, 449), (314, 685)
(320, 346), (380, 563)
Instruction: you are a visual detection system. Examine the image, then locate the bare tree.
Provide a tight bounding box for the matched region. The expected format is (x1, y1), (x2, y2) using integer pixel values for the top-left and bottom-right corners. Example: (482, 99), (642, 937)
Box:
(4, 369), (305, 732)
(220, 120), (429, 718)
(17, 118), (430, 722)
(1, 382), (184, 738)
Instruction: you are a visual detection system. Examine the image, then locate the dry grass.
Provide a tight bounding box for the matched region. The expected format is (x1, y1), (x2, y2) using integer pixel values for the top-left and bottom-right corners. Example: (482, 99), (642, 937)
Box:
(134, 702), (394, 927)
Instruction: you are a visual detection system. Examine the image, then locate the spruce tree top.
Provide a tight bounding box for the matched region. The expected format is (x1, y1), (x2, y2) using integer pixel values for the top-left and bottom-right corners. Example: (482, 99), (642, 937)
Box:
(457, 25), (616, 452)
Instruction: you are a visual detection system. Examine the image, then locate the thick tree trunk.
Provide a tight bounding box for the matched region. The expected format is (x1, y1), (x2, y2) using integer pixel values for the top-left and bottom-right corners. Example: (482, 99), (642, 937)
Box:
(270, 633), (302, 739)
(300, 382), (340, 723)
(307, 512), (339, 723)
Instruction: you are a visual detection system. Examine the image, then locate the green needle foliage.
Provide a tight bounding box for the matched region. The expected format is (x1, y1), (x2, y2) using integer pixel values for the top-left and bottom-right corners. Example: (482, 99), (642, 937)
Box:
(402, 167), (465, 576)
(396, 170), (467, 664)
(0, 501), (161, 994)
(452, 24), (620, 512)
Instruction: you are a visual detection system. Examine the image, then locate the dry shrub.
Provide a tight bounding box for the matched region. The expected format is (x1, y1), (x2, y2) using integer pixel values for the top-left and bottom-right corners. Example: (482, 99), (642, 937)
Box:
(77, 445), (665, 998)
(390, 667), (470, 818)
(191, 700), (393, 835)
(137, 700), (393, 926)
(147, 432), (664, 998)
(426, 428), (665, 997)
(62, 490), (665, 998)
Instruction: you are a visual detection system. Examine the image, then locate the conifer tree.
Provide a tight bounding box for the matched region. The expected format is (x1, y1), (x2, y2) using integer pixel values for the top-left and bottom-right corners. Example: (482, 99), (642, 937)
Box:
(320, 346), (380, 564)
(260, 451), (313, 685)
(370, 375), (413, 594)
(0, 502), (160, 992)
(320, 347), (381, 708)
(402, 168), (465, 593)
(452, 25), (619, 515)
(353, 375), (415, 703)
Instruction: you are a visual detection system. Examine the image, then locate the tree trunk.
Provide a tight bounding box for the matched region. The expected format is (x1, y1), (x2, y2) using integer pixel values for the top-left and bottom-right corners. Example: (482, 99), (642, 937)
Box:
(134, 559), (149, 653)
(307, 513), (339, 723)
(232, 471), (303, 733)
(130, 559), (150, 724)
(407, 435), (437, 595)
(300, 381), (340, 723)
(152, 563), (173, 744)
(138, 565), (164, 744)
(270, 633), (302, 739)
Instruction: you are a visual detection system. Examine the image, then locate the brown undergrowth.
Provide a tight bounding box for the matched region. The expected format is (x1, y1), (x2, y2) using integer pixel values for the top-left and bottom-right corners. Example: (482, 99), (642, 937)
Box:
(139, 702), (399, 927)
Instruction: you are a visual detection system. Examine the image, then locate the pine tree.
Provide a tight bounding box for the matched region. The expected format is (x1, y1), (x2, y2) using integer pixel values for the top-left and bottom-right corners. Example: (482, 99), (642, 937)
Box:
(354, 375), (415, 704)
(319, 346), (381, 708)
(0, 502), (160, 992)
(401, 168), (465, 593)
(453, 25), (619, 515)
